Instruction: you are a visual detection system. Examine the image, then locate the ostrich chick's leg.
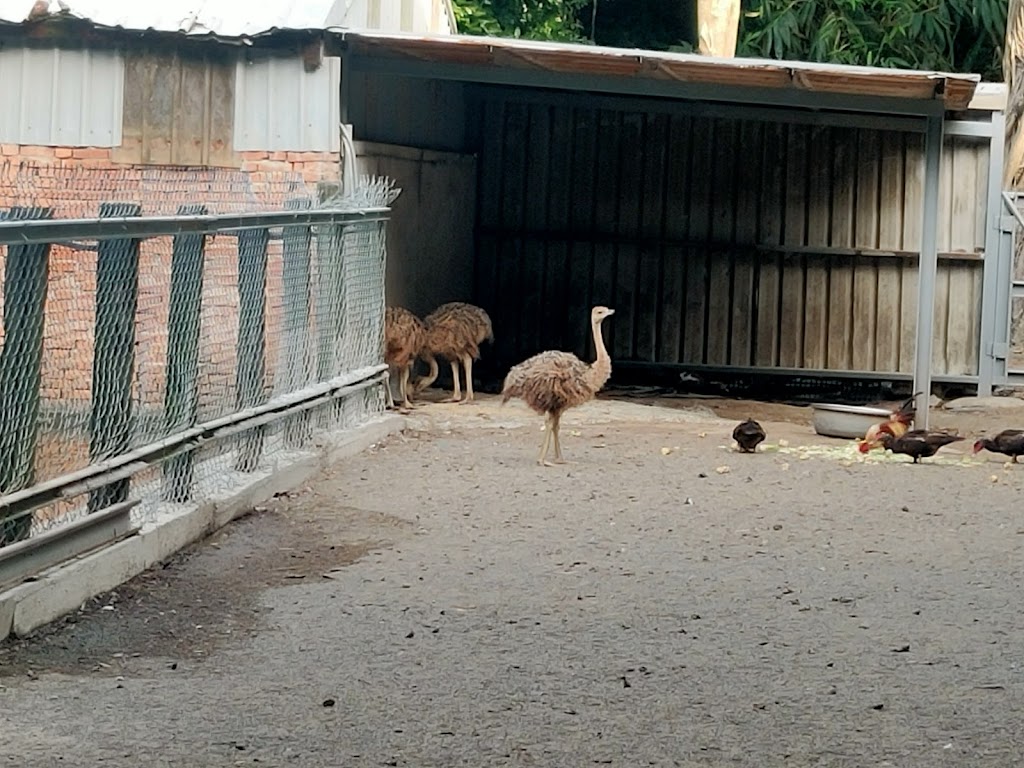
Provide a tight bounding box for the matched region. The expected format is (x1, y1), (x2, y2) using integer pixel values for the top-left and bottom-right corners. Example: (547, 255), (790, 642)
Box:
(458, 353), (475, 404)
(400, 365), (413, 409)
(550, 413), (572, 464)
(538, 414), (555, 466)
(447, 359), (463, 402)
(384, 368), (396, 410)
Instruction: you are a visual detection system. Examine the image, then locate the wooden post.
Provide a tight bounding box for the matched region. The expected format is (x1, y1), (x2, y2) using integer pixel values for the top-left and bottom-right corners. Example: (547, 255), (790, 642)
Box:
(88, 202), (142, 514)
(234, 227), (269, 472)
(0, 207), (52, 544)
(697, 0), (740, 57)
(1005, 0), (1024, 188)
(1004, 0), (1024, 366)
(162, 204), (208, 502)
(281, 197), (313, 447)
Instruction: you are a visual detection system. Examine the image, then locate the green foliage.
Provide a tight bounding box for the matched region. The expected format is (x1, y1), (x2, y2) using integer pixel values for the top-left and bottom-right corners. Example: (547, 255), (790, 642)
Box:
(736, 0), (1006, 79)
(450, 0), (1006, 79)
(451, 0), (590, 42)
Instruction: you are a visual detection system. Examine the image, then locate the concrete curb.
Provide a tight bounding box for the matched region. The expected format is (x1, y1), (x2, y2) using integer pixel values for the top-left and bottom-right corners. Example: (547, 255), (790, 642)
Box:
(0, 414), (406, 642)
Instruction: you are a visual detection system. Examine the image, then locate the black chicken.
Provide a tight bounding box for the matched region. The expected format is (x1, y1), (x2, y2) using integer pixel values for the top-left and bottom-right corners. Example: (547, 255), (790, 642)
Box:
(733, 418), (766, 453)
(973, 429), (1024, 463)
(878, 429), (964, 464)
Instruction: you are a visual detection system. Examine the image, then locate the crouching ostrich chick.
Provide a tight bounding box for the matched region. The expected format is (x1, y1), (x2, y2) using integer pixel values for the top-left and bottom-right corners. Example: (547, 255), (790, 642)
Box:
(415, 302), (494, 403)
(501, 306), (615, 466)
(384, 306), (426, 409)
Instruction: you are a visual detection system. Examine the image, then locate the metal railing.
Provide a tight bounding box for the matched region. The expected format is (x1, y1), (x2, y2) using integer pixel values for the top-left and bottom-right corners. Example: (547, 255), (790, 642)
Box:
(0, 170), (397, 585)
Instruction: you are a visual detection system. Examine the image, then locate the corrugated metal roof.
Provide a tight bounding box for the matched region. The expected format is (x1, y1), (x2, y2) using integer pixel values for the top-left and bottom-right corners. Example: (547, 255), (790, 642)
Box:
(0, 0), (337, 38)
(337, 31), (984, 112)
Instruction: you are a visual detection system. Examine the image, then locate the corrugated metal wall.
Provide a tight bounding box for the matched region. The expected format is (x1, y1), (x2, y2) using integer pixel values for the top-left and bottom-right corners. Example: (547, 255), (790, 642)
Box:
(0, 45), (123, 147)
(234, 55), (341, 152)
(473, 95), (989, 379)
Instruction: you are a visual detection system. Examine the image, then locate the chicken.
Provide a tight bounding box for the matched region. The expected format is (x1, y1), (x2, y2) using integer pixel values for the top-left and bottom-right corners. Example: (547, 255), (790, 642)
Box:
(878, 429), (964, 464)
(857, 393), (920, 453)
(972, 429), (1024, 463)
(732, 419), (766, 453)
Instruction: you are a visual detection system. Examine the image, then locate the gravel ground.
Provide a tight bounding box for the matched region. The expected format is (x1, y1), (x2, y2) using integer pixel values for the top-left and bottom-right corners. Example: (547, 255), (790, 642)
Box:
(3, 396), (1024, 767)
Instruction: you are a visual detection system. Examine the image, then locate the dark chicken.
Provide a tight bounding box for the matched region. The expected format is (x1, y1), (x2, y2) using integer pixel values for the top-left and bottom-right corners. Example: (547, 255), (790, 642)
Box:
(878, 429), (964, 464)
(972, 429), (1024, 463)
(733, 419), (766, 453)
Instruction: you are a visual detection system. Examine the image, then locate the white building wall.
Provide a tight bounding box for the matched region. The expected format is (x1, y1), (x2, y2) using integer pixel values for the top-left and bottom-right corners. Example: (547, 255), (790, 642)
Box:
(326, 0), (455, 34)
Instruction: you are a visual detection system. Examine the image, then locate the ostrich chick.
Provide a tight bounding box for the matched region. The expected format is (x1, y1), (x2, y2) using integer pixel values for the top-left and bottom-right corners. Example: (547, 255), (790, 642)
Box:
(501, 306), (615, 466)
(416, 302), (494, 403)
(384, 306), (426, 409)
(733, 419), (766, 453)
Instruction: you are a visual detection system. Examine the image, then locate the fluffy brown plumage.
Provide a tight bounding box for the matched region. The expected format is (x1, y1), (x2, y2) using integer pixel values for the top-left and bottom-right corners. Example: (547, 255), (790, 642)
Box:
(416, 302), (494, 403)
(384, 306), (426, 409)
(733, 419), (766, 453)
(501, 306), (615, 466)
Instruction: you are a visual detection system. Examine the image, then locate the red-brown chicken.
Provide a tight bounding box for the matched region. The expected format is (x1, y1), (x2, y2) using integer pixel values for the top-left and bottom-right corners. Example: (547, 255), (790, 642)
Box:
(857, 393), (920, 454)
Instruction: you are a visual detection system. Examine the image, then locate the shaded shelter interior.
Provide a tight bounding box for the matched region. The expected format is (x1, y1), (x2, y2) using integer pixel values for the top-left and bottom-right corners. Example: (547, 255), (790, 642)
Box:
(344, 41), (993, 400)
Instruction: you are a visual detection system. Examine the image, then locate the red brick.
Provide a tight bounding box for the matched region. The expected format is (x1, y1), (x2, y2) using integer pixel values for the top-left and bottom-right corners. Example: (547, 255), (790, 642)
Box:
(1, 143), (20, 156)
(71, 147), (111, 160)
(18, 145), (57, 158)
(240, 151), (269, 161)
(53, 147), (73, 158)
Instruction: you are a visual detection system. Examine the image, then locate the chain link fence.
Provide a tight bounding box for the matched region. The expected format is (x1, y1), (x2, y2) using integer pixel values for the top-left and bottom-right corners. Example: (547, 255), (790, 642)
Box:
(0, 161), (398, 550)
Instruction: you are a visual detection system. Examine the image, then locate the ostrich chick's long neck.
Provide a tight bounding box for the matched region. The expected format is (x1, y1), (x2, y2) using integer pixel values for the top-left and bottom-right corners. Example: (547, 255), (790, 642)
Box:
(586, 318), (611, 391)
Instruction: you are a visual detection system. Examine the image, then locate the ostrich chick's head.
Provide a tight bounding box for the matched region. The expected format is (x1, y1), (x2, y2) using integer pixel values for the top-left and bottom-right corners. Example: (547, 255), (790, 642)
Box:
(591, 306), (615, 324)
(972, 439), (985, 455)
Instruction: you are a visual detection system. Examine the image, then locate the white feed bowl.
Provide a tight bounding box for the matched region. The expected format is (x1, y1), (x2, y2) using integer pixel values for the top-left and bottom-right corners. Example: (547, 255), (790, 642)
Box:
(811, 403), (892, 439)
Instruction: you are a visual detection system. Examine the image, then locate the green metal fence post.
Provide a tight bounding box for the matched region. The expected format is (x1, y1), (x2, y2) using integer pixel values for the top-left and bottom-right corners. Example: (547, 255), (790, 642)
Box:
(315, 183), (344, 427)
(281, 197), (313, 446)
(163, 204), (208, 502)
(0, 206), (53, 544)
(235, 227), (269, 472)
(88, 202), (142, 514)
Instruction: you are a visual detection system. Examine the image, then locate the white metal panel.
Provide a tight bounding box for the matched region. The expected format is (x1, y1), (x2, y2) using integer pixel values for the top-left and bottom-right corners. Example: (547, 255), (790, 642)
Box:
(0, 45), (123, 146)
(233, 55), (340, 152)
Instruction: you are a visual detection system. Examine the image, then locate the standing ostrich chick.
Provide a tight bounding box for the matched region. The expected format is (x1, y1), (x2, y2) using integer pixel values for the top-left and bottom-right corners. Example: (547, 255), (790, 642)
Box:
(501, 306), (615, 466)
(384, 306), (426, 409)
(416, 302), (494, 403)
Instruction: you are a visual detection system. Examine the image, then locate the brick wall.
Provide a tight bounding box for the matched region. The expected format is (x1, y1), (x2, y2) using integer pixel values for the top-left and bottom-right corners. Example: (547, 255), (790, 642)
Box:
(0, 144), (340, 479)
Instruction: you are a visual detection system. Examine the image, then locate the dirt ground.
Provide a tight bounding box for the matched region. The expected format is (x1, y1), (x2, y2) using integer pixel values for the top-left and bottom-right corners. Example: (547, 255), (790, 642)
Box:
(2, 393), (1024, 767)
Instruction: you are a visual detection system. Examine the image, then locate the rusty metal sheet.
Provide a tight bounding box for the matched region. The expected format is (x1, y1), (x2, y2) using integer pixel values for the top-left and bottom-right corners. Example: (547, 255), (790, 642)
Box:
(340, 31), (982, 111)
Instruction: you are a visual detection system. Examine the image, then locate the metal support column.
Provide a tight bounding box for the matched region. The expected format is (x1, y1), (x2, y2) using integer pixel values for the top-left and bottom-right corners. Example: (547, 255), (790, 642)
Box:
(913, 116), (944, 429)
(979, 112), (1007, 395)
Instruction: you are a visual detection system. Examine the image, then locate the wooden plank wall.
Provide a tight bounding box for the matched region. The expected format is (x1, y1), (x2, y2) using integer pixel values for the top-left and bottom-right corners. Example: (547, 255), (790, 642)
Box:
(473, 96), (989, 378)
